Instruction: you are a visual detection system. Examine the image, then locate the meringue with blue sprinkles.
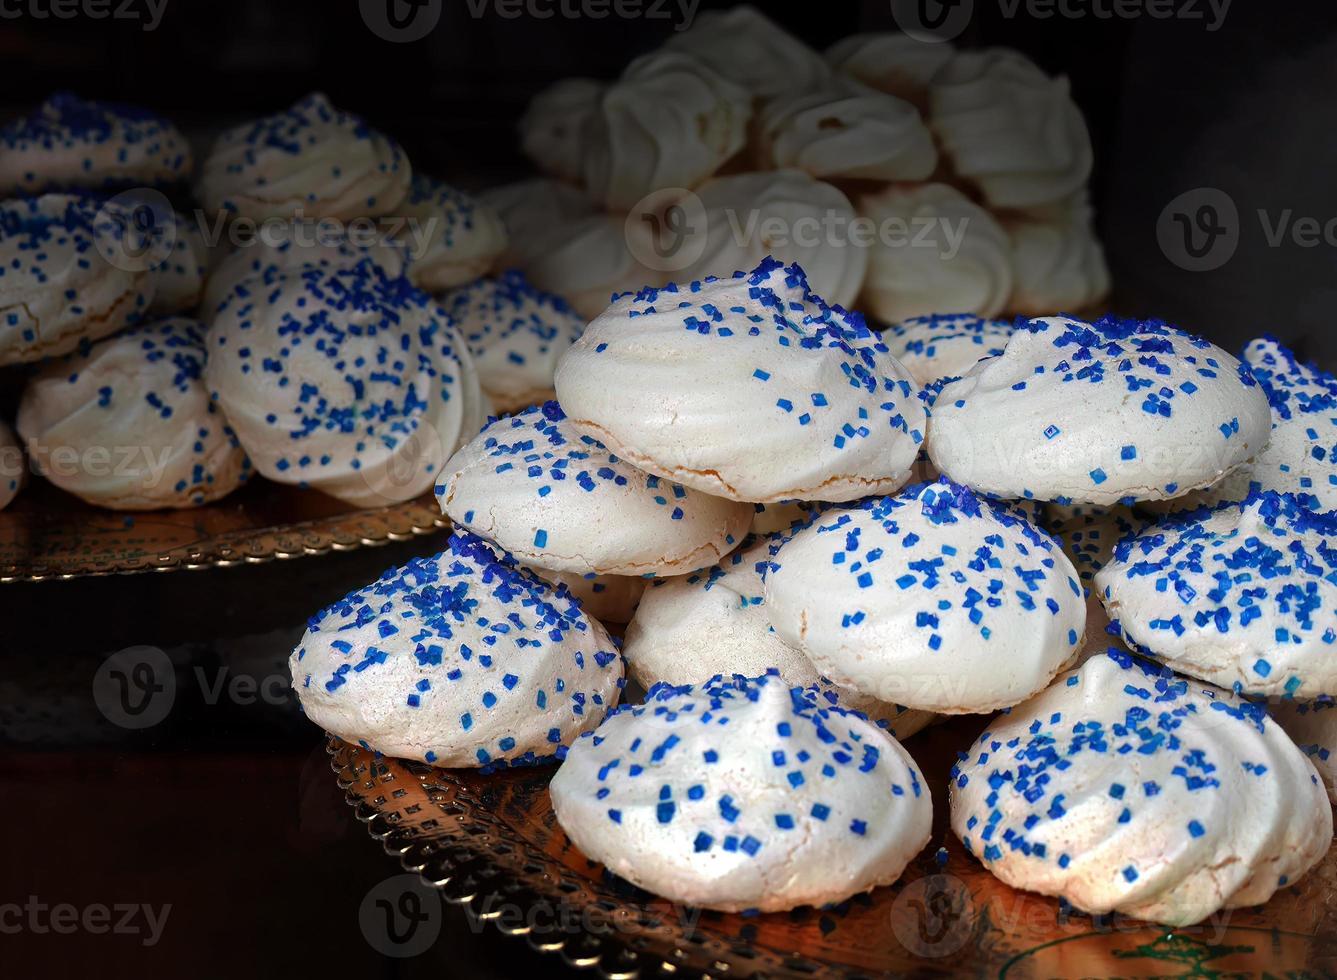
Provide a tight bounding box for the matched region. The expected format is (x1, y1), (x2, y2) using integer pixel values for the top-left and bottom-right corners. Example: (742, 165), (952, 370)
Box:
(397, 175), (507, 292)
(554, 256), (925, 503)
(206, 260), (486, 507)
(949, 650), (1331, 925)
(0, 421), (25, 511)
(885, 313), (1015, 388)
(623, 533), (934, 740)
(549, 671), (931, 912)
(764, 479), (1086, 714)
(1096, 490), (1337, 699)
(1271, 698), (1337, 803)
(290, 530), (624, 767)
(0, 92), (192, 195)
(435, 403), (752, 577)
(928, 315), (1271, 505)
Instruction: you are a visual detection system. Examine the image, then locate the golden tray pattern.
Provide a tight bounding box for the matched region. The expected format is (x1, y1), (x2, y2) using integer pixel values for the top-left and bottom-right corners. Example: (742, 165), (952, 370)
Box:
(329, 717), (1337, 979)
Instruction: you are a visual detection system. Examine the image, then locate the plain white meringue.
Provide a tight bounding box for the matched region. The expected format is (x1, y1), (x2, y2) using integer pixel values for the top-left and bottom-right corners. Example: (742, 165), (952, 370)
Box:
(478, 177), (596, 269)
(1005, 195), (1110, 315)
(518, 77), (605, 183)
(824, 33), (955, 108)
(664, 4), (832, 99)
(523, 211), (658, 320)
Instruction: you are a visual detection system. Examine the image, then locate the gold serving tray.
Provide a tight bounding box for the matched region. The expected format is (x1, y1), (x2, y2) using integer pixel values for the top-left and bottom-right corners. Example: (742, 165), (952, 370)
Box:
(329, 717), (1337, 978)
(0, 478), (447, 582)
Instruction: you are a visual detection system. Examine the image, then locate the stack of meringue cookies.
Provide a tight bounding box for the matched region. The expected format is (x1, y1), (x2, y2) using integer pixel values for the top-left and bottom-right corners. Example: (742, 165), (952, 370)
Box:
(5, 7), (1337, 939)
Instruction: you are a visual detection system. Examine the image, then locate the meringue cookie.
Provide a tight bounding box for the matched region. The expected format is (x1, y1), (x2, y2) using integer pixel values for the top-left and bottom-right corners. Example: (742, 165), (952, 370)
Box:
(398, 176), (507, 292)
(0, 194), (155, 366)
(440, 271), (584, 413)
(197, 93), (411, 221)
(201, 219), (408, 316)
(148, 210), (210, 315)
(1052, 506), (1145, 656)
(0, 93), (192, 194)
(663, 5), (832, 99)
(950, 649), (1332, 925)
(18, 317), (249, 509)
(753, 81), (937, 182)
(1097, 491), (1337, 699)
(885, 314), (1015, 387)
(678, 170), (868, 309)
(555, 257), (926, 503)
(764, 480), (1086, 714)
(206, 261), (485, 507)
(583, 51), (750, 211)
(929, 316), (1273, 505)
(478, 178), (596, 269)
(928, 48), (1093, 210)
(857, 183), (1013, 323)
(749, 499), (821, 536)
(537, 570), (646, 624)
(1005, 196), (1110, 316)
(623, 534), (934, 740)
(550, 672), (931, 913)
(824, 33), (955, 108)
(518, 78), (604, 183)
(1271, 699), (1337, 803)
(0, 421), (25, 510)
(523, 212), (657, 320)
(290, 530), (624, 767)
(1190, 337), (1337, 510)
(435, 403), (751, 577)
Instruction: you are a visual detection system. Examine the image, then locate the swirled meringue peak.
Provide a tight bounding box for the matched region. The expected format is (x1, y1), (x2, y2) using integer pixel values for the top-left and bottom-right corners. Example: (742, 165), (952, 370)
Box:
(1005, 195), (1110, 316)
(929, 48), (1092, 210)
(518, 77), (604, 183)
(1271, 698), (1337, 803)
(1096, 491), (1337, 699)
(435, 402), (751, 577)
(0, 92), (192, 194)
(197, 93), (411, 221)
(928, 315), (1272, 505)
(885, 313), (1016, 387)
(550, 671), (932, 913)
(950, 649), (1331, 925)
(205, 260), (485, 507)
(554, 256), (925, 503)
(764, 479), (1086, 714)
(582, 51), (750, 211)
(663, 4), (832, 99)
(290, 529), (624, 768)
(824, 33), (955, 108)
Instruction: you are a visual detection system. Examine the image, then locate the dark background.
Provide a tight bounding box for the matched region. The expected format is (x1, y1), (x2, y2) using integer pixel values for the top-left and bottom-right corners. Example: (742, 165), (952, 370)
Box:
(2, 1), (1335, 977)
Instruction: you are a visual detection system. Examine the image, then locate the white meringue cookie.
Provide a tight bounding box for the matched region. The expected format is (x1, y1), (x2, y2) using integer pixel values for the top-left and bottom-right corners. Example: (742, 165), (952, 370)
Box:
(928, 315), (1273, 505)
(399, 175), (507, 292)
(1005, 195), (1110, 316)
(201, 219), (408, 317)
(663, 5), (832, 99)
(290, 530), (625, 767)
(764, 481), (1085, 714)
(18, 317), (250, 509)
(824, 33), (955, 108)
(440, 271), (584, 414)
(950, 650), (1332, 925)
(1097, 491), (1337, 700)
(623, 534), (934, 740)
(0, 93), (192, 194)
(885, 313), (1015, 387)
(0, 194), (155, 366)
(536, 569), (646, 624)
(1271, 699), (1337, 803)
(753, 81), (937, 182)
(518, 77), (604, 183)
(205, 261), (485, 507)
(749, 499), (822, 536)
(857, 183), (1013, 323)
(435, 403), (752, 577)
(677, 170), (869, 310)
(197, 93), (411, 221)
(0, 421), (26, 510)
(583, 51), (750, 211)
(148, 210), (210, 315)
(1052, 506), (1145, 657)
(478, 178), (596, 269)
(929, 48), (1093, 210)
(555, 257), (926, 503)
(550, 672), (932, 913)
(523, 212), (657, 320)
